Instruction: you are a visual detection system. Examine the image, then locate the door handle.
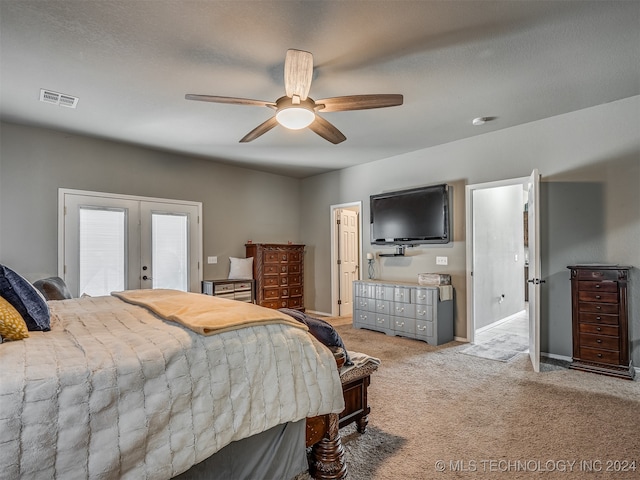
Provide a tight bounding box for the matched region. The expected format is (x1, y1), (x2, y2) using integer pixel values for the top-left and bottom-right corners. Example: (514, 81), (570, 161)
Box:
(142, 275), (152, 281)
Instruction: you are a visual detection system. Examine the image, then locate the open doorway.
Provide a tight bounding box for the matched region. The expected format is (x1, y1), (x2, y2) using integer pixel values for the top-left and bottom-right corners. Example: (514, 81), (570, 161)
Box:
(465, 171), (541, 371)
(473, 183), (528, 348)
(330, 202), (362, 317)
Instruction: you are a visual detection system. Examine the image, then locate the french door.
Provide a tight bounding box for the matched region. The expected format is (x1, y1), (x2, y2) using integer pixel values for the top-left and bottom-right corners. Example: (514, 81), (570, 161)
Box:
(60, 189), (202, 297)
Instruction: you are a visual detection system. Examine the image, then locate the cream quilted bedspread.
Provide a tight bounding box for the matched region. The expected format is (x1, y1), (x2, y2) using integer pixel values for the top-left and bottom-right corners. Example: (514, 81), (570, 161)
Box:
(0, 295), (344, 479)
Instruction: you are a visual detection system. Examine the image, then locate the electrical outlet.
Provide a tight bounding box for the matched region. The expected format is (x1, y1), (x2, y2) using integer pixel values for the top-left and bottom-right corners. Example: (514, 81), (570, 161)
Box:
(436, 256), (448, 266)
(207, 256), (218, 264)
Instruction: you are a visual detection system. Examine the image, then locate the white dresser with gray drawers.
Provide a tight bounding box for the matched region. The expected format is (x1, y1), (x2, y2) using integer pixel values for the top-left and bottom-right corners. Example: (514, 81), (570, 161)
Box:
(353, 280), (454, 345)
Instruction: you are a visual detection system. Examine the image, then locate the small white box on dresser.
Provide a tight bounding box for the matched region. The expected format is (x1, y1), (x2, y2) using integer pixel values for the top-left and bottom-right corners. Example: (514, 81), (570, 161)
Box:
(418, 273), (451, 286)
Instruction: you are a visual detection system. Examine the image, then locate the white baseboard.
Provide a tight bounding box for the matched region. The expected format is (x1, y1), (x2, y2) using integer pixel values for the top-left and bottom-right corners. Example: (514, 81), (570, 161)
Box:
(541, 352), (572, 363)
(475, 309), (527, 334)
(306, 310), (333, 317)
(455, 336), (469, 343)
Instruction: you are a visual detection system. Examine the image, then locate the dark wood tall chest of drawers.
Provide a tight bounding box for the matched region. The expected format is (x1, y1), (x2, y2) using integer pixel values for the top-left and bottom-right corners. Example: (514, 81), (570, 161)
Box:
(567, 265), (634, 380)
(246, 243), (305, 311)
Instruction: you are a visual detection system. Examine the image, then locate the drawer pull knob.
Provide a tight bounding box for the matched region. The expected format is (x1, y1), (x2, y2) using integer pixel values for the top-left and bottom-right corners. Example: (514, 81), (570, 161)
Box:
(596, 306), (601, 310)
(595, 295), (601, 299)
(396, 307), (404, 313)
(418, 326), (426, 331)
(596, 339), (602, 343)
(595, 284), (601, 288)
(597, 327), (602, 331)
(396, 321), (404, 327)
(597, 353), (603, 358)
(596, 316), (601, 321)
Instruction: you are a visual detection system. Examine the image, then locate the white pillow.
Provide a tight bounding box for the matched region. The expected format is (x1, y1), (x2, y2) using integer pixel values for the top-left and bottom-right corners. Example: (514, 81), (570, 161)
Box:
(228, 257), (253, 280)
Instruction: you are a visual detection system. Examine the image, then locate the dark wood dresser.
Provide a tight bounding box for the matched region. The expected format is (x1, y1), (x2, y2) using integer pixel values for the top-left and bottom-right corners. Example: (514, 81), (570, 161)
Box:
(567, 265), (634, 380)
(246, 243), (305, 311)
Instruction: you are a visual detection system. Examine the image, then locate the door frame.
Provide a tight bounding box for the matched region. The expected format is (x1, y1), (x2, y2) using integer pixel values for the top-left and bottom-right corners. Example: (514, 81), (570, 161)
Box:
(58, 188), (203, 294)
(465, 175), (532, 342)
(330, 201), (362, 317)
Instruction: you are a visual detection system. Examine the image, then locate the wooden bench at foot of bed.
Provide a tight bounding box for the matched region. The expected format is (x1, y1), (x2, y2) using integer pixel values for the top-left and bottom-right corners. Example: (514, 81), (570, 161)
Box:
(306, 349), (378, 480)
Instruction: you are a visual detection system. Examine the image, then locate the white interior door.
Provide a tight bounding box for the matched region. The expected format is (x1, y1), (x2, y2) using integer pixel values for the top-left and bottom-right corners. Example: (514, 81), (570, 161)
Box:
(527, 169), (541, 372)
(61, 189), (202, 297)
(337, 208), (359, 316)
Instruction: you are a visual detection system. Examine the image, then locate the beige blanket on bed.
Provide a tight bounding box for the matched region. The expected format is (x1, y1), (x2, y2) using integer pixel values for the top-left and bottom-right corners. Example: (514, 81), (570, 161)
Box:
(112, 289), (308, 335)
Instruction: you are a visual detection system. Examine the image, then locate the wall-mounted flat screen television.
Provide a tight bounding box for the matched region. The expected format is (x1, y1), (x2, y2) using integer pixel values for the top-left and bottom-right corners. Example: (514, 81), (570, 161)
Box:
(370, 184), (450, 246)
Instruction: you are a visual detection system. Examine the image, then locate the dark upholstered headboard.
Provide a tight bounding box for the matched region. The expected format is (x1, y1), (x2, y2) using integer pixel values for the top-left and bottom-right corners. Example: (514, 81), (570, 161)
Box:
(33, 276), (73, 301)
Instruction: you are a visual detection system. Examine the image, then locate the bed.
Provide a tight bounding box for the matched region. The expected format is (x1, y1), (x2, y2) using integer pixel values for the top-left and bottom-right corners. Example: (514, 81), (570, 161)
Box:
(0, 280), (346, 480)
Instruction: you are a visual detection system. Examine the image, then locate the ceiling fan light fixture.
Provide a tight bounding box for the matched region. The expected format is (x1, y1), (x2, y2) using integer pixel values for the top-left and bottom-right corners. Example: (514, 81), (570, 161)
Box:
(185, 50), (403, 143)
(276, 106), (315, 130)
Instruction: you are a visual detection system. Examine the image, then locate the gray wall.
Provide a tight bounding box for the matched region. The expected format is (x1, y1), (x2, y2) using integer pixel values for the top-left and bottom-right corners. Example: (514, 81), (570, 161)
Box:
(0, 123), (301, 282)
(473, 185), (525, 330)
(300, 95), (640, 363)
(2, 96), (639, 364)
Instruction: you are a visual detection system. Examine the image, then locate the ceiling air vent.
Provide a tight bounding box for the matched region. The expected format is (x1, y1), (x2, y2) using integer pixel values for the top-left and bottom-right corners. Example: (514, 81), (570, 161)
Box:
(40, 89), (79, 108)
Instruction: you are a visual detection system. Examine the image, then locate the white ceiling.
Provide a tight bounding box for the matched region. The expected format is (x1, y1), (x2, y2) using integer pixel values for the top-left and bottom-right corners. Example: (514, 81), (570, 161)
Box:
(1, 1), (638, 178)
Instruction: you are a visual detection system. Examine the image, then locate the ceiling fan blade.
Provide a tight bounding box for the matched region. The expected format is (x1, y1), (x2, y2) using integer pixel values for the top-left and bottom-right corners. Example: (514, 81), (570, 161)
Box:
(239, 116), (279, 143)
(308, 115), (346, 144)
(315, 94), (403, 112)
(284, 49), (313, 101)
(185, 94), (276, 109)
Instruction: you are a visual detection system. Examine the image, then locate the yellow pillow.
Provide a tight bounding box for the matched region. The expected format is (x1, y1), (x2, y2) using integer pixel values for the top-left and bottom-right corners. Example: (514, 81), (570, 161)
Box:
(0, 296), (29, 341)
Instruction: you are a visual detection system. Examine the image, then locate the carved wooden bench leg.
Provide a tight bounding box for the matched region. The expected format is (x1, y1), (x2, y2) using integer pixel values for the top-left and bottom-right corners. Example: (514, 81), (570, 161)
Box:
(355, 415), (368, 434)
(308, 413), (347, 480)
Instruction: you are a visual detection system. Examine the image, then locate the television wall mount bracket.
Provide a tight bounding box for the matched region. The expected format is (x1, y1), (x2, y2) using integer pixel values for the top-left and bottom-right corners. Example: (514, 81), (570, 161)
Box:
(379, 245), (407, 257)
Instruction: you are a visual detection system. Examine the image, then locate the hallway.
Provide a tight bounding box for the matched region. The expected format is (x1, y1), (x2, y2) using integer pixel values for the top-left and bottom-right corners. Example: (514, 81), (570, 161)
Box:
(461, 307), (529, 363)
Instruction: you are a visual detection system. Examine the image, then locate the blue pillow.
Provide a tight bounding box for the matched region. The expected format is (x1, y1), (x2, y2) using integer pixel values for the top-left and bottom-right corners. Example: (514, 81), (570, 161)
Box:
(279, 308), (352, 366)
(0, 264), (50, 331)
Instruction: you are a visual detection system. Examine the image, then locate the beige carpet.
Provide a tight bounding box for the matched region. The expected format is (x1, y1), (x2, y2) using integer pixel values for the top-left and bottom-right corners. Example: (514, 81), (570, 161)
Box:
(301, 316), (640, 480)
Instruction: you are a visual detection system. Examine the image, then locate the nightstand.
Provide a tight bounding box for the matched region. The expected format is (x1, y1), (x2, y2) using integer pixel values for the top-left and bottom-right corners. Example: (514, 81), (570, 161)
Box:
(202, 279), (255, 303)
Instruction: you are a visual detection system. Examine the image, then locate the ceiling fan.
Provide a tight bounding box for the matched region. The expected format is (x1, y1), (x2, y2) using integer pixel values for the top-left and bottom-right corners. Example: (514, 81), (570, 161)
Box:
(185, 49), (403, 144)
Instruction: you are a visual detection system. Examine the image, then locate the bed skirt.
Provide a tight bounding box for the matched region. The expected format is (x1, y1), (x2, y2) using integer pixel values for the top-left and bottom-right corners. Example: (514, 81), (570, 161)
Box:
(173, 420), (308, 480)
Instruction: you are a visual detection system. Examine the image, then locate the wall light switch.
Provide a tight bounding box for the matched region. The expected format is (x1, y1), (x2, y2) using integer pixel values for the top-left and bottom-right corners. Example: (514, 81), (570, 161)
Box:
(436, 256), (448, 266)
(207, 256), (218, 264)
